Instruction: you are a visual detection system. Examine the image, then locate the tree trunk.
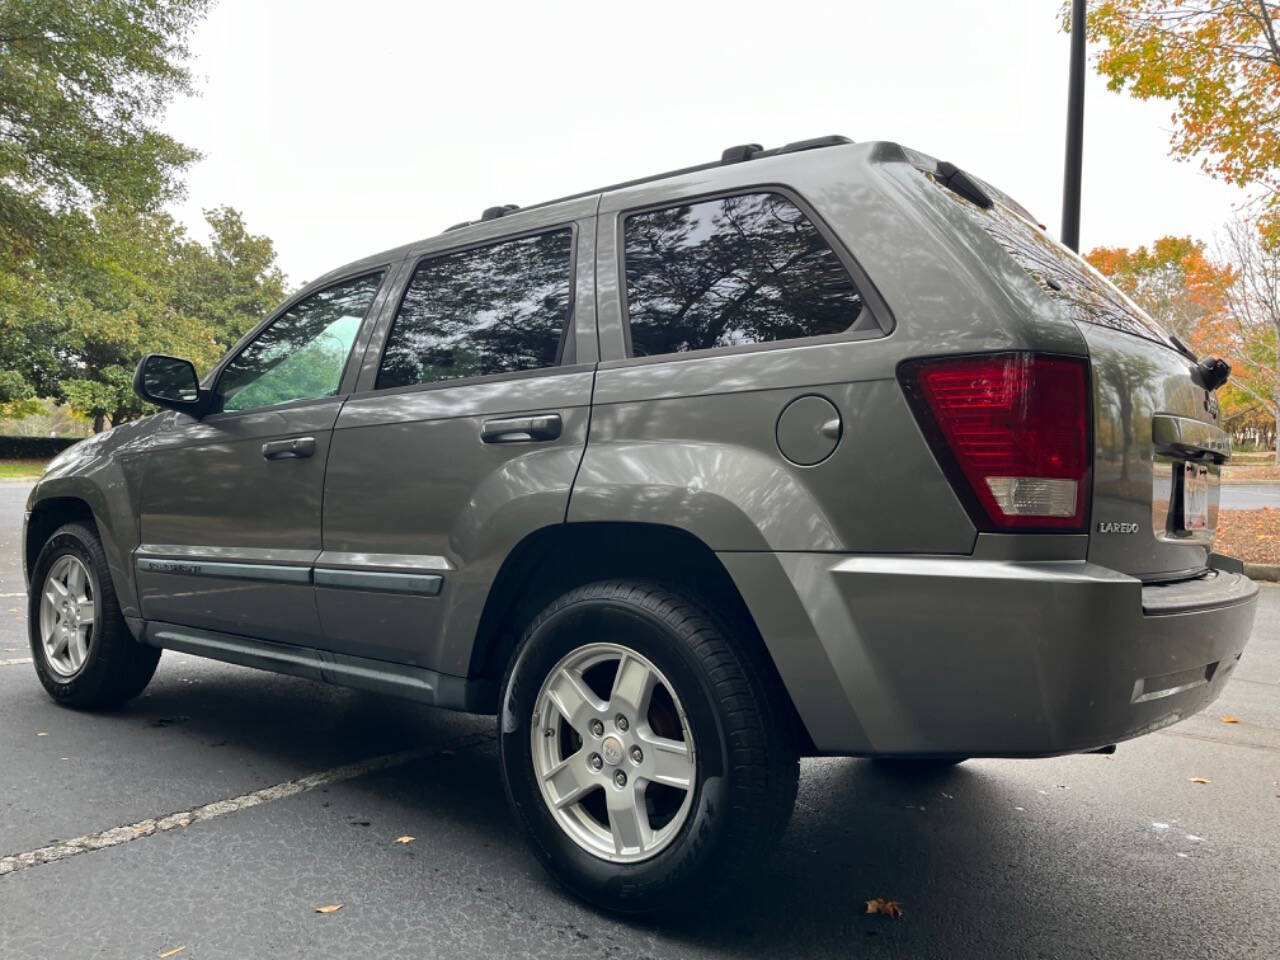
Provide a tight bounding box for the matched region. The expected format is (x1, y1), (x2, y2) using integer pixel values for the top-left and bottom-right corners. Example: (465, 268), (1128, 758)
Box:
(92, 412), (105, 434)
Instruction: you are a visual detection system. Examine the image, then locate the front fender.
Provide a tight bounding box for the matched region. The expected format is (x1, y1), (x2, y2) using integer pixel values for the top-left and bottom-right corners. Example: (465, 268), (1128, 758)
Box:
(26, 417), (163, 618)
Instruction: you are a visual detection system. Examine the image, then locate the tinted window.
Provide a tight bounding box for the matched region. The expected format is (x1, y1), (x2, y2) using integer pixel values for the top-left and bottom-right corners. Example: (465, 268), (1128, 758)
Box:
(219, 273), (382, 413)
(376, 229), (574, 389)
(623, 193), (865, 357)
(957, 185), (1176, 348)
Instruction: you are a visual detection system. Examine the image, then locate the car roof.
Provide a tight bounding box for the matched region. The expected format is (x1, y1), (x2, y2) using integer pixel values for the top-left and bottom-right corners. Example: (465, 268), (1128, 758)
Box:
(305, 135), (869, 290)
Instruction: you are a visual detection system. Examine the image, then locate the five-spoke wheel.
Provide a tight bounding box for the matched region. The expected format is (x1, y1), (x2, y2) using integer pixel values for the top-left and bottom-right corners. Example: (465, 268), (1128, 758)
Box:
(29, 522), (160, 707)
(500, 579), (799, 914)
(38, 554), (97, 677)
(532, 643), (695, 862)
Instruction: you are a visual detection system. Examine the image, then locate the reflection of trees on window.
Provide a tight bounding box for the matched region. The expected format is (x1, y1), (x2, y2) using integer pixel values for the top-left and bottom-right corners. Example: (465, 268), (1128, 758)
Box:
(377, 230), (573, 390)
(220, 273), (382, 412)
(623, 193), (864, 357)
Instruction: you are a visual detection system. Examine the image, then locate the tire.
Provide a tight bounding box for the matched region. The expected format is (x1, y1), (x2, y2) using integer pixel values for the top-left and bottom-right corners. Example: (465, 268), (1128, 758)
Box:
(29, 522), (160, 708)
(498, 579), (799, 914)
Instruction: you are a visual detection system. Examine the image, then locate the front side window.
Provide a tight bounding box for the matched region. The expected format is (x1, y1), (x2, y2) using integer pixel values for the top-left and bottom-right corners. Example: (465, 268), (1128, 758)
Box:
(623, 192), (865, 357)
(218, 273), (382, 413)
(376, 229), (574, 390)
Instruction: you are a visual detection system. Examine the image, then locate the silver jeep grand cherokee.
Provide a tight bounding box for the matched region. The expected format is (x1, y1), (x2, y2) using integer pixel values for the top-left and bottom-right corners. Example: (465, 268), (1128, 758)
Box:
(24, 137), (1258, 912)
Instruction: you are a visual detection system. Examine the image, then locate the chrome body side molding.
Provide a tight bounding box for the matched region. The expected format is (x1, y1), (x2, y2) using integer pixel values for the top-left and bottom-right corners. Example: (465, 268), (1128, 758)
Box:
(135, 557), (312, 584)
(313, 567), (443, 596)
(134, 547), (450, 595)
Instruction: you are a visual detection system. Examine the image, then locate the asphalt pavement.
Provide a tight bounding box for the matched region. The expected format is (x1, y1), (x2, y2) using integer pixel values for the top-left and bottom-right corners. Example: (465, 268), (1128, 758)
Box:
(1220, 483), (1280, 510)
(1, 480), (1278, 960)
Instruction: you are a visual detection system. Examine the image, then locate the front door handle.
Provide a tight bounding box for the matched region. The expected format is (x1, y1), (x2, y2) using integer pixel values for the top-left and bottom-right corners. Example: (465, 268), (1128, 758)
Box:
(262, 436), (316, 460)
(480, 414), (562, 443)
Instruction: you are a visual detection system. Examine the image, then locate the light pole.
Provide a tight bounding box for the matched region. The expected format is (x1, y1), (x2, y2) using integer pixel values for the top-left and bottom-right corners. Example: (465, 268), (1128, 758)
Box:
(1061, 0), (1086, 252)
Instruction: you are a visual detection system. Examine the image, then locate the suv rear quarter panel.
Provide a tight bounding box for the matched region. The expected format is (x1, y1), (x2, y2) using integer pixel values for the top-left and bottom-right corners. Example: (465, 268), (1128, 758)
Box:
(572, 143), (1088, 555)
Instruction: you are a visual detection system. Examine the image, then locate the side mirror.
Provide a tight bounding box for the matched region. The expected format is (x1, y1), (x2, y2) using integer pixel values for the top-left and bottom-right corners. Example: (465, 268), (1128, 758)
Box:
(133, 354), (209, 416)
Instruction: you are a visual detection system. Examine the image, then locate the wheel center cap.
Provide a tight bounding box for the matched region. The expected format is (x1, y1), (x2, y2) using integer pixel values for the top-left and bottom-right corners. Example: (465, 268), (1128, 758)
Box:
(601, 735), (624, 766)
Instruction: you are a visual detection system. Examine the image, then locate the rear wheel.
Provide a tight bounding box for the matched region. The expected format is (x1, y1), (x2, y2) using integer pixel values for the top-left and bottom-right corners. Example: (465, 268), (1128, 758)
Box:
(499, 580), (798, 914)
(29, 522), (160, 708)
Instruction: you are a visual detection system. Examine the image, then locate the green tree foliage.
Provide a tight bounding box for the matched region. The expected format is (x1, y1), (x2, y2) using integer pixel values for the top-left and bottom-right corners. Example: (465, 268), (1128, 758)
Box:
(2, 205), (286, 432)
(0, 0), (289, 433)
(0, 0), (211, 266)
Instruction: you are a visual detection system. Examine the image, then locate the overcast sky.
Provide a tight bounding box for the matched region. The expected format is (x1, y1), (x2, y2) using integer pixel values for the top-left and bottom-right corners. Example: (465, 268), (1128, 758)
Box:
(162, 0), (1256, 285)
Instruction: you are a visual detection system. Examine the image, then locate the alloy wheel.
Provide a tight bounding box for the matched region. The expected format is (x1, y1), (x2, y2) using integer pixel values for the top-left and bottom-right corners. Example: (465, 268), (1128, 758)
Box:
(39, 554), (96, 678)
(530, 642), (696, 863)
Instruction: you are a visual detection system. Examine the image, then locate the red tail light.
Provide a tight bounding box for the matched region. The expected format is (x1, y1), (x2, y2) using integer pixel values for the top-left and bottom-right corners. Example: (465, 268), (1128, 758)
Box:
(899, 353), (1091, 532)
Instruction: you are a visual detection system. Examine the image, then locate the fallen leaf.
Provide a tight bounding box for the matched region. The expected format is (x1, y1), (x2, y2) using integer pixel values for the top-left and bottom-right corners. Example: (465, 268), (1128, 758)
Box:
(1189, 777), (1211, 784)
(1220, 715), (1239, 724)
(865, 898), (904, 919)
(315, 904), (343, 914)
(158, 948), (186, 958)
(394, 836), (415, 844)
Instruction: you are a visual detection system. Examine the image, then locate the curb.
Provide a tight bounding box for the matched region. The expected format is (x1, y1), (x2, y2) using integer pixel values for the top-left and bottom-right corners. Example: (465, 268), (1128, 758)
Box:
(1244, 563), (1280, 582)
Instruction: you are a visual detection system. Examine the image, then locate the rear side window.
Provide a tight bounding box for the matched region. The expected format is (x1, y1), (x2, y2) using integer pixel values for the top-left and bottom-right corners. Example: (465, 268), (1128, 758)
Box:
(377, 228), (574, 389)
(623, 192), (865, 357)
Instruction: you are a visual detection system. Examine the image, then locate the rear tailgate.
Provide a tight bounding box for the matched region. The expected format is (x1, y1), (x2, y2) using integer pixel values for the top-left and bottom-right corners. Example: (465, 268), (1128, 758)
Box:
(1083, 324), (1224, 580)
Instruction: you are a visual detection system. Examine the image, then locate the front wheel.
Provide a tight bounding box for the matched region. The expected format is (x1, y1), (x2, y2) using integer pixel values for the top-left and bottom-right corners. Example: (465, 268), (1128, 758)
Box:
(29, 522), (160, 708)
(499, 580), (799, 914)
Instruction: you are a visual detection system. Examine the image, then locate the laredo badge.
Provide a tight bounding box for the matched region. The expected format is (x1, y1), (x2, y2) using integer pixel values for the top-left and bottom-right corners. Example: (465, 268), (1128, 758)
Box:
(1097, 521), (1140, 534)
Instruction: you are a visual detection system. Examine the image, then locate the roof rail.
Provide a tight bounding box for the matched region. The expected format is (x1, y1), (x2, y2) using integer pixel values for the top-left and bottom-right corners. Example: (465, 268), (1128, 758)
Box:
(444, 135), (853, 232)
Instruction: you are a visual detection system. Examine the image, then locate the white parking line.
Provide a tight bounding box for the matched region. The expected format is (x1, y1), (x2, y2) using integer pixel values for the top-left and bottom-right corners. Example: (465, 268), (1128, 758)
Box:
(0, 657), (32, 666)
(0, 737), (486, 877)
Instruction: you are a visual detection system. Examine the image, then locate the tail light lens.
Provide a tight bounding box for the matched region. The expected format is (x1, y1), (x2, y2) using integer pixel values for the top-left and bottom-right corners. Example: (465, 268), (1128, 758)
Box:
(899, 353), (1091, 532)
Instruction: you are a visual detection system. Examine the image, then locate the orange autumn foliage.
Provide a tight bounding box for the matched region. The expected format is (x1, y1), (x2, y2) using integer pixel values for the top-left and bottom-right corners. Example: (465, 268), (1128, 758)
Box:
(1073, 1), (1280, 238)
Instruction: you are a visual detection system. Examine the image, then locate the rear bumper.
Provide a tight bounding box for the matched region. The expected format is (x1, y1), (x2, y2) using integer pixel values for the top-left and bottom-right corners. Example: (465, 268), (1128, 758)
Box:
(721, 552), (1258, 756)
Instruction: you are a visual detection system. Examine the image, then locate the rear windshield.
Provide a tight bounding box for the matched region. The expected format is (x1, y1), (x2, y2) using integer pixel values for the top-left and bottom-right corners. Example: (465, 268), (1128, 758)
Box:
(924, 169), (1176, 349)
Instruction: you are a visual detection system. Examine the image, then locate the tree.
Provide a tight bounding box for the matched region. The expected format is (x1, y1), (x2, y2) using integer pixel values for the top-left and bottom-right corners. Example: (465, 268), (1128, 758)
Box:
(15, 206), (287, 432)
(1079, 1), (1280, 237)
(1197, 218), (1280, 462)
(1085, 235), (1235, 340)
(1088, 228), (1279, 461)
(0, 0), (211, 267)
(170, 207), (288, 353)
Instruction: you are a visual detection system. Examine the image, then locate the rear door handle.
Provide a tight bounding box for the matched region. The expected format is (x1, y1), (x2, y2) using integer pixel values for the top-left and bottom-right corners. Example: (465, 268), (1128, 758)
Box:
(262, 436), (316, 460)
(480, 414), (562, 443)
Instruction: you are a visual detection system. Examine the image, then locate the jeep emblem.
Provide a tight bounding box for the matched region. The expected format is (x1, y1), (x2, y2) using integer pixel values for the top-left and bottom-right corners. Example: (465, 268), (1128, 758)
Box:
(1097, 521), (1140, 534)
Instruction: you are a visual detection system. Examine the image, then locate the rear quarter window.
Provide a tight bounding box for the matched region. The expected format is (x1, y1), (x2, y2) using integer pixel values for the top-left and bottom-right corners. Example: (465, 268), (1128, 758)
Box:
(622, 192), (869, 357)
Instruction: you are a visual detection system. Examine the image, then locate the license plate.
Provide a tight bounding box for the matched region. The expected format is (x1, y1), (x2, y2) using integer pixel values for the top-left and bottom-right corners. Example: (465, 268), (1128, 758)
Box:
(1184, 464), (1209, 531)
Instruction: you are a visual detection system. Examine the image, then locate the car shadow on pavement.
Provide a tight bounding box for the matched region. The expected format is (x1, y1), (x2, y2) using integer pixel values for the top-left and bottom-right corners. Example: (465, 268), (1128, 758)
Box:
(32, 664), (1249, 959)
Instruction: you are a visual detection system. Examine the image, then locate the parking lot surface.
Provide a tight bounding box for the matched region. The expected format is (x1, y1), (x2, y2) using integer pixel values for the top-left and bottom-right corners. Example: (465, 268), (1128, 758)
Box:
(1220, 483), (1280, 509)
(1, 480), (1278, 960)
